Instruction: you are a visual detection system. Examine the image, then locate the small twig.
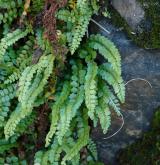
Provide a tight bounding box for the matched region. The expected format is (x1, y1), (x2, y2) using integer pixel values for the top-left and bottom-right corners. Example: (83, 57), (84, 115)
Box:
(104, 78), (152, 140)
(103, 112), (124, 140)
(90, 18), (110, 34)
(19, 0), (31, 25)
(22, 0), (31, 16)
(125, 78), (152, 88)
(86, 28), (89, 38)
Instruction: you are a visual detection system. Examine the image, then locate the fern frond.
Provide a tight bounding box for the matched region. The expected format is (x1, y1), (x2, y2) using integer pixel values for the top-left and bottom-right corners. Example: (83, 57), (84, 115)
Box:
(18, 54), (54, 105)
(0, 28), (30, 61)
(99, 81), (121, 115)
(45, 82), (71, 147)
(72, 85), (84, 117)
(70, 7), (92, 54)
(57, 0), (93, 55)
(56, 62), (85, 144)
(4, 71), (20, 84)
(62, 138), (80, 165)
(98, 63), (125, 103)
(3, 38), (34, 85)
(85, 62), (98, 120)
(87, 34), (121, 75)
(0, 104), (9, 127)
(61, 110), (90, 165)
(57, 86), (84, 144)
(4, 104), (23, 139)
(48, 139), (61, 164)
(0, 139), (17, 153)
(34, 151), (43, 164)
(96, 102), (111, 134)
(0, 84), (16, 103)
(56, 9), (72, 22)
(87, 139), (98, 161)
(0, 84), (16, 126)
(77, 0), (87, 11)
(109, 92), (121, 116)
(4, 54), (54, 139)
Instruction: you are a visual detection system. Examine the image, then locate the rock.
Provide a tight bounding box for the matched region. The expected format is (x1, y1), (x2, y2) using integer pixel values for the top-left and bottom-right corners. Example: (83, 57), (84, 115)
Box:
(90, 17), (160, 164)
(111, 0), (145, 31)
(109, 0), (160, 48)
(118, 107), (160, 164)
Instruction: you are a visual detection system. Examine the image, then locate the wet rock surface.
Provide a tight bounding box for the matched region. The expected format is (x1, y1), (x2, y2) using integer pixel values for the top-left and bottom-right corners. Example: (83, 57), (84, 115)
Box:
(90, 17), (160, 164)
(109, 0), (160, 48)
(111, 0), (145, 31)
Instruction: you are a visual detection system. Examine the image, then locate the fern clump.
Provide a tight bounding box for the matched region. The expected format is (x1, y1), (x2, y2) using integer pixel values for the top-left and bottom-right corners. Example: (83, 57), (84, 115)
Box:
(0, 0), (125, 164)
(57, 0), (94, 54)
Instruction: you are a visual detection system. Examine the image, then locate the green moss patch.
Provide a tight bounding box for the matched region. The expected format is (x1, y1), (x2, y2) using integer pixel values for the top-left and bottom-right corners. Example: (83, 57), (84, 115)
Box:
(109, 0), (160, 49)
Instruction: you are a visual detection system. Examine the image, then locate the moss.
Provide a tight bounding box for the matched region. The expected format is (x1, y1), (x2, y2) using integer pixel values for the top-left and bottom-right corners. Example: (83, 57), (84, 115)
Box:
(109, 0), (160, 49)
(118, 107), (160, 165)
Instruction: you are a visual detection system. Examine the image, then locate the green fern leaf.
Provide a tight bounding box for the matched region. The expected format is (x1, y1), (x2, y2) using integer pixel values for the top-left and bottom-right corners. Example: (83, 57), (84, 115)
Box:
(61, 111), (90, 165)
(0, 28), (30, 61)
(88, 34), (121, 75)
(87, 139), (98, 161)
(45, 82), (71, 147)
(85, 62), (98, 120)
(98, 63), (125, 103)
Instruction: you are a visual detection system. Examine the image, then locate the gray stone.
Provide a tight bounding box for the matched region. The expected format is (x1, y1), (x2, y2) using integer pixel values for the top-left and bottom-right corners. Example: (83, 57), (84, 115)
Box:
(110, 0), (160, 48)
(90, 17), (160, 164)
(111, 0), (145, 31)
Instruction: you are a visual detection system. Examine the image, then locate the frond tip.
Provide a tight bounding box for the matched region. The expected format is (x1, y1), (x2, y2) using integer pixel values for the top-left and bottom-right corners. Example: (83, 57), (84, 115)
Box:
(0, 28), (30, 61)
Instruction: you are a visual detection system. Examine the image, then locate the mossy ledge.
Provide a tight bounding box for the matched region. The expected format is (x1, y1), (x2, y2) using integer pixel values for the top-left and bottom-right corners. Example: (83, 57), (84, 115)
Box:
(109, 0), (160, 49)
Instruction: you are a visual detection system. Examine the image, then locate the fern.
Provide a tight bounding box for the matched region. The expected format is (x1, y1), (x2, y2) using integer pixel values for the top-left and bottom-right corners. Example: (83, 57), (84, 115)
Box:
(0, 140), (17, 153)
(57, 62), (85, 144)
(87, 34), (122, 75)
(96, 101), (111, 134)
(109, 92), (122, 116)
(61, 111), (90, 165)
(56, 9), (71, 22)
(0, 28), (30, 61)
(87, 139), (98, 161)
(57, 86), (84, 144)
(0, 84), (16, 127)
(4, 54), (54, 139)
(0, 1), (125, 164)
(85, 62), (98, 120)
(4, 38), (34, 84)
(98, 63), (125, 103)
(45, 81), (71, 147)
(69, 5), (92, 54)
(57, 1), (93, 54)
